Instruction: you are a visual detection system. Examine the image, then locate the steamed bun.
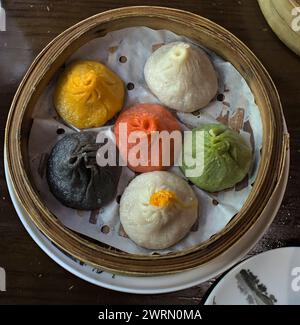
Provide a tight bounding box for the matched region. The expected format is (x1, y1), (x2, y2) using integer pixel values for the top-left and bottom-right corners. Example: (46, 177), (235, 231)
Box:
(114, 103), (181, 173)
(144, 42), (218, 112)
(47, 132), (122, 210)
(181, 124), (252, 192)
(54, 60), (124, 129)
(120, 171), (198, 250)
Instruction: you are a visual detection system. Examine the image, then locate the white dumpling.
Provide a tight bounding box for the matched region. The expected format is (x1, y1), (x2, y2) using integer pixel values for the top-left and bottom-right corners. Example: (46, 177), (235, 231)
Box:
(144, 42), (218, 112)
(120, 171), (199, 250)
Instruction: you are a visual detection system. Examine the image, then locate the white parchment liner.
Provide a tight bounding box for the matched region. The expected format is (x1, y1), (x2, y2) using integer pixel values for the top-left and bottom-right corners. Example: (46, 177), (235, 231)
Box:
(29, 27), (263, 255)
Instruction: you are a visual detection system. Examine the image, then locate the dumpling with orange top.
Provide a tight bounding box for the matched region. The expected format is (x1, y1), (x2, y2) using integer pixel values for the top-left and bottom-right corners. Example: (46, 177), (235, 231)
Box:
(54, 60), (124, 129)
(120, 171), (199, 250)
(114, 103), (181, 173)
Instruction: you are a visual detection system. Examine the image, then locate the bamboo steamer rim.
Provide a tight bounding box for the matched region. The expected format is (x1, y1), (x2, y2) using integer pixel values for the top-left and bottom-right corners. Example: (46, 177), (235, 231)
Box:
(5, 6), (287, 275)
(258, 0), (300, 57)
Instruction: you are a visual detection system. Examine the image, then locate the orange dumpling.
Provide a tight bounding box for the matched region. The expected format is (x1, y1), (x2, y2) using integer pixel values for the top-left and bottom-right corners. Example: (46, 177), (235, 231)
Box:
(114, 104), (181, 173)
(54, 60), (124, 129)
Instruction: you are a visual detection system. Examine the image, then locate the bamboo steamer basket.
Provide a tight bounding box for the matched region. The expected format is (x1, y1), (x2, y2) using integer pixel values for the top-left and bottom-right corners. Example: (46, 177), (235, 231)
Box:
(5, 6), (288, 276)
(258, 0), (300, 56)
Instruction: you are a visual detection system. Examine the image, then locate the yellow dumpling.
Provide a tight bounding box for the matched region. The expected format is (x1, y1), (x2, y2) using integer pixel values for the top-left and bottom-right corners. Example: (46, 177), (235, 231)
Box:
(54, 60), (125, 129)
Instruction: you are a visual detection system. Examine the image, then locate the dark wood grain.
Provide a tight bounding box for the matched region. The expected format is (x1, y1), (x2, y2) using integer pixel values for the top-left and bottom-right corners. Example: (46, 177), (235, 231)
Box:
(0, 0), (299, 304)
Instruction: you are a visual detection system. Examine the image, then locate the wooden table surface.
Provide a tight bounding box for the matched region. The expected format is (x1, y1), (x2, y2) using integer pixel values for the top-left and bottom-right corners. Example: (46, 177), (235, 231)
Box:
(0, 0), (299, 305)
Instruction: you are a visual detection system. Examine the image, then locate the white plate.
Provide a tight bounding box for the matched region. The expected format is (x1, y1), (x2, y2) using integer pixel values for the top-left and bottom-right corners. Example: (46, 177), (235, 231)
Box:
(204, 247), (300, 305)
(4, 146), (289, 294)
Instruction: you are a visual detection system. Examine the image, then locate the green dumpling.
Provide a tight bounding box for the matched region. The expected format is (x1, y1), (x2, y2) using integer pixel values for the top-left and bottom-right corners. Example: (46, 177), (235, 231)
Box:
(181, 124), (252, 192)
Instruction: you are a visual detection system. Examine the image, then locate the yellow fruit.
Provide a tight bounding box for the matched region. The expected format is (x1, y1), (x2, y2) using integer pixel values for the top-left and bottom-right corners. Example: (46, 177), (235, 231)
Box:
(54, 60), (125, 129)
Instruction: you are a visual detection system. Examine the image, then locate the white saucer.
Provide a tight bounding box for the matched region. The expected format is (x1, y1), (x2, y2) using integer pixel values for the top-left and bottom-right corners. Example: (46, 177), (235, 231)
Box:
(4, 148), (289, 294)
(204, 247), (300, 305)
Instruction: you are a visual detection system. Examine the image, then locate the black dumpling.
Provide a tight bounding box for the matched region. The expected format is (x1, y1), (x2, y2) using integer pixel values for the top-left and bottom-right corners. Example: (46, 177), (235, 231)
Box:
(47, 132), (121, 210)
